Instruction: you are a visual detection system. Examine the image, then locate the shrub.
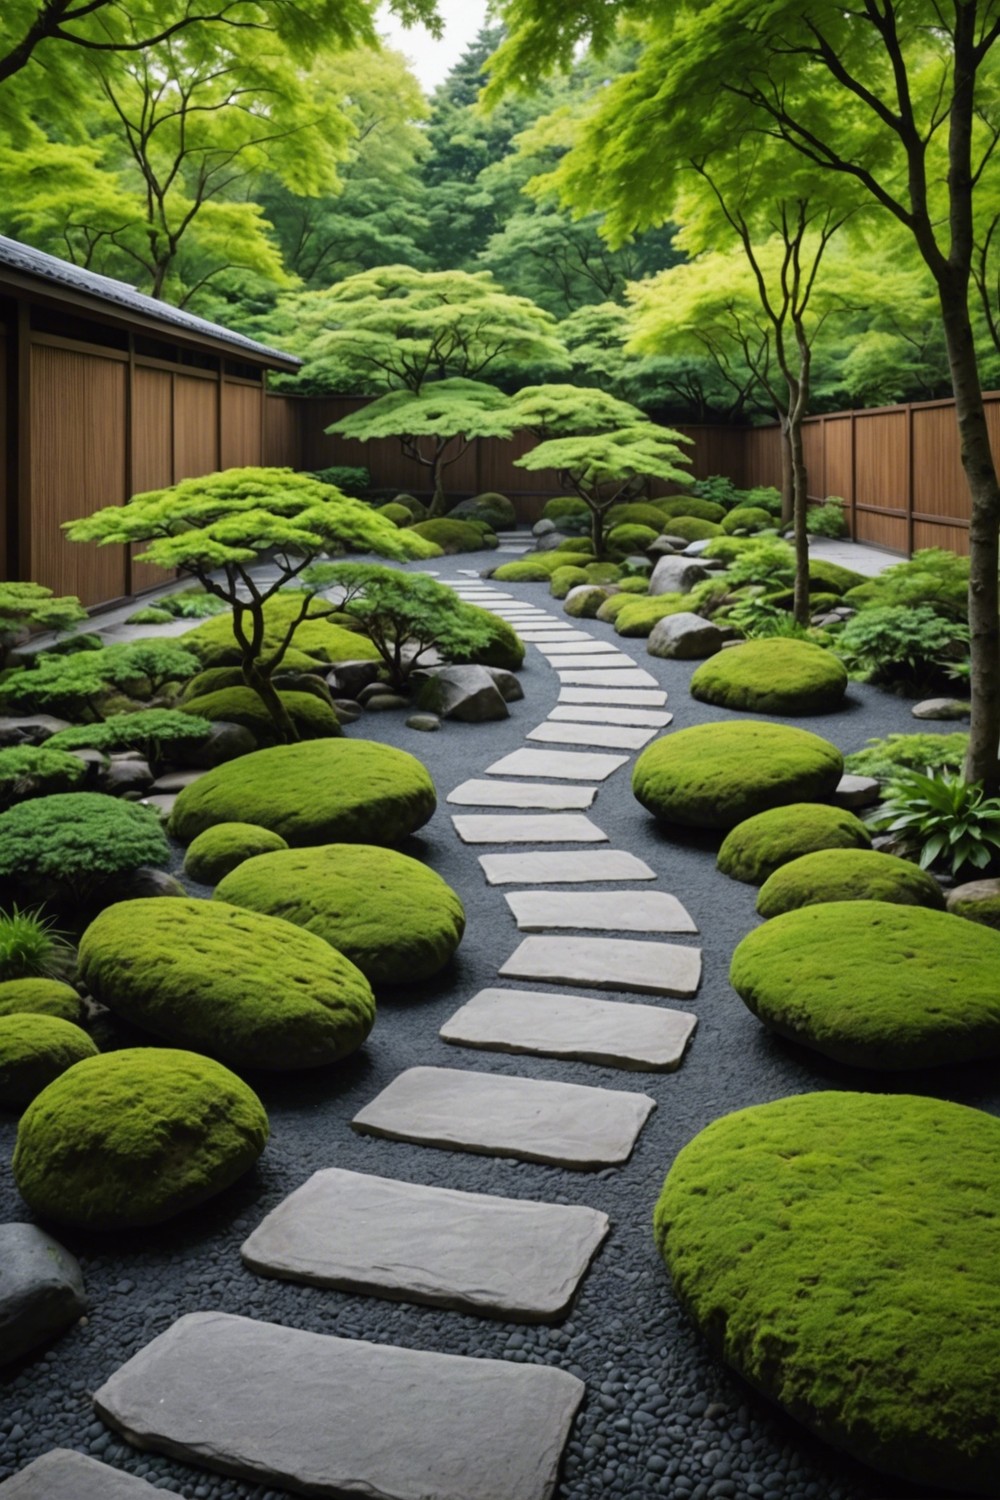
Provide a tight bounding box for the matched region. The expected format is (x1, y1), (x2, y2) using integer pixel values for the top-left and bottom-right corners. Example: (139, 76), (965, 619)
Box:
(183, 823), (289, 885)
(0, 910), (75, 983)
(309, 465), (371, 496)
(0, 583), (86, 670)
(441, 606), (525, 672)
(807, 500), (848, 537)
(181, 687), (342, 746)
(690, 639), (848, 715)
(661, 516), (723, 542)
(613, 594), (690, 637)
(741, 485), (784, 516)
(869, 769), (1000, 878)
(756, 847), (946, 918)
(0, 746), (87, 809)
(717, 538), (794, 589)
(654, 495), (726, 523)
(690, 474), (742, 507)
(407, 518), (497, 553)
(0, 640), (201, 720)
(807, 557), (865, 594)
(182, 594), (381, 669)
(845, 732), (969, 780)
(717, 803), (871, 884)
(0, 977), (81, 1023)
(721, 505), (773, 535)
(550, 566), (590, 599)
(47, 709), (215, 765)
(0, 793), (170, 905)
(842, 548), (969, 620)
(128, 589), (229, 625)
(836, 605), (967, 687)
(0, 1014), (98, 1109)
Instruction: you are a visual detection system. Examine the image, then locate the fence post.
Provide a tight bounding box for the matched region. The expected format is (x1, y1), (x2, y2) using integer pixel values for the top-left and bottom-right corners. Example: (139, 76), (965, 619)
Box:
(906, 401), (915, 558)
(849, 409), (857, 540)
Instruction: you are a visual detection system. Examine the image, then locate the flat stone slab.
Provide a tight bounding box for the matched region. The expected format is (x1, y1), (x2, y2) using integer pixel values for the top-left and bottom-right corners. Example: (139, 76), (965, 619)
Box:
(559, 687), (667, 707)
(500, 936), (702, 998)
(352, 1066), (656, 1169)
(94, 1311), (584, 1500)
(452, 813), (607, 845)
(0, 1451), (182, 1499)
(448, 779), (596, 810)
(527, 721), (659, 751)
(834, 772), (881, 809)
(480, 849), (656, 885)
(505, 889), (697, 934)
(550, 705), (673, 728)
(536, 641), (623, 655)
(241, 1168), (609, 1323)
(545, 655), (639, 671)
(558, 668), (660, 688)
(486, 748), (630, 781)
(441, 988), (698, 1072)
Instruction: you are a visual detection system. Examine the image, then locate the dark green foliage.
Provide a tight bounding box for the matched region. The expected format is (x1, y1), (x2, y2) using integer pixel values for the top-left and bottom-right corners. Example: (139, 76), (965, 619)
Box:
(181, 687), (342, 746)
(128, 589), (229, 626)
(0, 746), (87, 809)
(0, 583), (86, 669)
(407, 518), (498, 552)
(690, 639), (848, 715)
(441, 607), (526, 671)
(0, 793), (170, 905)
(0, 912), (75, 985)
(0, 1015), (98, 1110)
(845, 731), (969, 780)
(717, 803), (871, 884)
(690, 475), (743, 507)
(47, 710), (214, 764)
(807, 500), (848, 537)
(836, 604), (968, 687)
(309, 465), (371, 496)
(807, 558), (865, 594)
(870, 770), (1000, 877)
(0, 640), (201, 720)
(756, 848), (946, 918)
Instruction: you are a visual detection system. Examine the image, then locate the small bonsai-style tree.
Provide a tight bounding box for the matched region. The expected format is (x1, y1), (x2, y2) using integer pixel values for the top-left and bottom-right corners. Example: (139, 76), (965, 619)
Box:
(0, 640), (201, 722)
(65, 466), (437, 743)
(0, 583), (86, 669)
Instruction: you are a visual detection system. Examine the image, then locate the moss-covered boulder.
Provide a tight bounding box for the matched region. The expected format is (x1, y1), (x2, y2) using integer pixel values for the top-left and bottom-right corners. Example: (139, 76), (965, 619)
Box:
(605, 502), (676, 530)
(215, 844), (465, 987)
(757, 848), (946, 918)
(449, 492), (516, 529)
(444, 606), (524, 672)
(564, 586), (612, 618)
(79, 898), (376, 1071)
(717, 803), (871, 884)
(655, 1090), (1000, 1495)
(655, 495), (726, 523)
(595, 594), (635, 624)
(490, 560), (554, 583)
(613, 594), (690, 637)
(0, 1014), (98, 1108)
(376, 501), (414, 526)
(0, 979), (82, 1024)
(183, 822), (289, 885)
(180, 687), (342, 746)
(947, 878), (1000, 930)
(634, 722), (844, 831)
(691, 639), (848, 715)
(169, 739), (436, 848)
(661, 516), (723, 542)
(542, 495), (589, 524)
(13, 1048), (268, 1229)
(550, 566), (590, 599)
(808, 558), (866, 595)
(721, 505), (773, 534)
(730, 900), (1000, 1067)
(607, 524), (659, 556)
(183, 595), (380, 668)
(407, 519), (497, 553)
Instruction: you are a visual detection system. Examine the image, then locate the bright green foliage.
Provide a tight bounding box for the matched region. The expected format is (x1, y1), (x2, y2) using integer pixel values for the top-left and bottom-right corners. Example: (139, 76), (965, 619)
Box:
(0, 583), (85, 669)
(837, 605), (968, 688)
(0, 746), (86, 809)
(604, 502), (671, 530)
(633, 721), (843, 831)
(542, 496), (590, 523)
(721, 506), (774, 535)
(154, 589), (230, 620)
(661, 516), (722, 542)
(407, 518), (498, 552)
(181, 688), (342, 747)
(13, 1047), (269, 1230)
(842, 549), (970, 621)
(551, 537), (596, 554)
(596, 594), (636, 623)
(182, 593), (380, 669)
(654, 1090), (1000, 1494)
(0, 793), (170, 904)
(127, 607), (173, 626)
(550, 566), (589, 599)
(655, 496), (726, 523)
(47, 709), (215, 764)
(807, 558), (864, 595)
(756, 848), (946, 919)
(613, 594), (691, 637)
(0, 910), (74, 985)
(870, 770), (1000, 878)
(0, 1014), (97, 1110)
(705, 534), (789, 569)
(617, 576), (649, 595)
(731, 901), (1000, 1070)
(170, 738), (436, 848)
(584, 562), (622, 584)
(183, 823), (289, 886)
(564, 587), (611, 619)
(845, 732), (969, 781)
(215, 843), (465, 987)
(79, 898), (376, 1071)
(491, 560), (556, 583)
(718, 803), (871, 885)
(0, 978), (81, 1023)
(691, 639), (848, 715)
(807, 501), (848, 538)
(0, 640), (201, 720)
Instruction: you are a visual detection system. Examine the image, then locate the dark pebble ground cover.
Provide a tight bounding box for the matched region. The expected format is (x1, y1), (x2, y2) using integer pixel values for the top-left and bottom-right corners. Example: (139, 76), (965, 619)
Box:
(0, 547), (984, 1500)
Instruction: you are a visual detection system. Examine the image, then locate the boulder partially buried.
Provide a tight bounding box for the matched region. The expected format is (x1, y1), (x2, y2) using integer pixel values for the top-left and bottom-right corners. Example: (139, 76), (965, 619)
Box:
(0, 1224), (87, 1366)
(413, 665), (509, 723)
(690, 638), (848, 715)
(0, 979), (81, 1024)
(0, 1015), (98, 1109)
(646, 612), (722, 661)
(756, 847), (945, 918)
(717, 802), (872, 884)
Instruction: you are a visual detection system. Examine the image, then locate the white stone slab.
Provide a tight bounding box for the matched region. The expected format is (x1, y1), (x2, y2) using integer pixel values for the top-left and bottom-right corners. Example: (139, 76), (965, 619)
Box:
(457, 569), (491, 577)
(536, 640), (622, 655)
(0, 1452), (181, 1499)
(352, 1066), (656, 1169)
(441, 989), (698, 1072)
(94, 1311), (584, 1500)
(479, 850), (656, 885)
(452, 813), (607, 844)
(448, 779), (597, 809)
(241, 1168), (609, 1322)
(486, 748), (629, 781)
(527, 721), (659, 751)
(519, 632), (590, 641)
(500, 936), (702, 998)
(545, 655), (639, 670)
(558, 668), (660, 687)
(560, 687), (668, 707)
(550, 706), (673, 728)
(504, 889), (697, 934)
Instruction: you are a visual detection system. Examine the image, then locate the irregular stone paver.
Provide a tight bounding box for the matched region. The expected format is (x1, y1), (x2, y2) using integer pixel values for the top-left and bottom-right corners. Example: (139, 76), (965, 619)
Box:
(505, 889), (697, 934)
(558, 668), (660, 688)
(241, 1168), (609, 1323)
(536, 641), (623, 655)
(94, 1311), (584, 1500)
(550, 706), (673, 728)
(527, 721), (659, 752)
(0, 1451), (180, 1499)
(486, 748), (630, 781)
(452, 813), (608, 845)
(518, 632), (589, 642)
(500, 936), (702, 998)
(0, 1224), (87, 1367)
(834, 773), (881, 809)
(441, 988), (698, 1072)
(545, 655), (640, 671)
(480, 850), (656, 885)
(352, 1066), (656, 1169)
(447, 780), (597, 809)
(559, 687), (668, 707)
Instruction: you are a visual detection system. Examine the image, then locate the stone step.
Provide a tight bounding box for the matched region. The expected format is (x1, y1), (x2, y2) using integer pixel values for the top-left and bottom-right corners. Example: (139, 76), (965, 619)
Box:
(543, 654), (639, 671)
(500, 935), (702, 998)
(352, 1066), (656, 1170)
(557, 668), (660, 688)
(441, 988), (698, 1073)
(241, 1168), (609, 1323)
(559, 687), (668, 707)
(447, 779), (597, 810)
(94, 1311), (584, 1500)
(504, 889), (697, 934)
(550, 705), (673, 728)
(451, 813), (608, 845)
(480, 849), (656, 885)
(0, 1451), (180, 1499)
(527, 721), (659, 752)
(536, 640), (623, 655)
(486, 748), (630, 781)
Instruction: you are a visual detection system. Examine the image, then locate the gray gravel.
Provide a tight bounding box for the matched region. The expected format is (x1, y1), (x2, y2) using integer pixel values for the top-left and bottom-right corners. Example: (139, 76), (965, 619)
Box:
(0, 547), (977, 1500)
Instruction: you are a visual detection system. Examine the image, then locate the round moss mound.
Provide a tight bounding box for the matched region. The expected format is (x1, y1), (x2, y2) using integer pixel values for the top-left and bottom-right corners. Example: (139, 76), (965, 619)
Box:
(757, 847), (946, 918)
(721, 505), (773, 534)
(215, 844), (466, 987)
(661, 516), (722, 542)
(169, 738), (436, 848)
(376, 501), (413, 526)
(564, 586), (612, 618)
(0, 792), (170, 906)
(0, 978), (82, 1024)
(180, 687), (342, 746)
(691, 639), (848, 715)
(656, 495), (726, 523)
(550, 566), (589, 598)
(0, 745), (87, 808)
(634, 721), (844, 831)
(491, 560), (553, 583)
(407, 518), (497, 553)
(13, 1047), (268, 1229)
(717, 802), (871, 884)
(79, 898), (376, 1071)
(444, 606), (524, 672)
(730, 899), (1000, 1067)
(183, 822), (289, 885)
(0, 1014), (98, 1109)
(655, 1090), (1000, 1495)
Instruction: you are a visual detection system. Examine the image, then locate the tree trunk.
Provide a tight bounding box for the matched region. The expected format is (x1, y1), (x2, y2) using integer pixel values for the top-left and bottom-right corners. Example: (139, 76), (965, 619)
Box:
(779, 419), (794, 527)
(242, 657), (298, 744)
(428, 449), (448, 517)
(788, 414), (811, 627)
(590, 502), (606, 560)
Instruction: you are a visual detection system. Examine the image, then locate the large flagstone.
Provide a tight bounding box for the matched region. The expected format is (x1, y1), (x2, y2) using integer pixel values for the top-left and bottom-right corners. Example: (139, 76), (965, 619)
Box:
(447, 780), (597, 809)
(549, 705), (673, 728)
(504, 889), (696, 933)
(0, 1452), (180, 1499)
(527, 722), (659, 751)
(451, 813), (607, 844)
(500, 936), (702, 998)
(479, 850), (656, 884)
(558, 668), (660, 688)
(486, 748), (629, 781)
(536, 641), (622, 655)
(559, 687), (668, 707)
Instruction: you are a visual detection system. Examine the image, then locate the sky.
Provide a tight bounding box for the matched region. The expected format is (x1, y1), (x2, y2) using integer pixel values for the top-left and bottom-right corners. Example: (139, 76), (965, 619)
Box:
(377, 0), (491, 93)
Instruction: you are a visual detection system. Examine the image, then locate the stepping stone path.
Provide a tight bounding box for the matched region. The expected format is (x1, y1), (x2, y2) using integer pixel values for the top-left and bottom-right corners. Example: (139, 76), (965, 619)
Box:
(558, 667), (660, 687)
(550, 705), (673, 728)
(527, 721), (659, 751)
(486, 747), (630, 780)
(451, 813), (608, 844)
(441, 989), (698, 1073)
(501, 936), (702, 998)
(504, 889), (697, 933)
(560, 686), (668, 706)
(241, 1168), (609, 1323)
(0, 1451), (178, 1499)
(94, 1312), (584, 1500)
(480, 849), (656, 884)
(352, 1066), (656, 1169)
(536, 640), (623, 655)
(447, 779), (597, 809)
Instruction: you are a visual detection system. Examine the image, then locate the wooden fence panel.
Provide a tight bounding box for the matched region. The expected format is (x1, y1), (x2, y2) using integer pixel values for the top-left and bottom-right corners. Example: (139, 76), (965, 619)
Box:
(264, 394), (303, 469)
(221, 380), (263, 470)
(823, 416), (853, 506)
(742, 425), (783, 490)
(129, 364), (175, 592)
(174, 374), (218, 481)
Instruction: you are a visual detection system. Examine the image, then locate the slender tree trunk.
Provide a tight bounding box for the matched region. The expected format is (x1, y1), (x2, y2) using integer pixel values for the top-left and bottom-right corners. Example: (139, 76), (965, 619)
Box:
(243, 655), (299, 743)
(788, 414), (811, 628)
(590, 501), (606, 560)
(428, 449), (448, 517)
(779, 418), (794, 527)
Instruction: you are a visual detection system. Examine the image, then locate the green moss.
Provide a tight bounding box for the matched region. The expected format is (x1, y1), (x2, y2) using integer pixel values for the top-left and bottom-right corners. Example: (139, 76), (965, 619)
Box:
(613, 594), (690, 637)
(180, 687), (342, 746)
(0, 1014), (97, 1109)
(215, 844), (465, 987)
(661, 516), (723, 542)
(730, 900), (1000, 1067)
(721, 505), (773, 534)
(564, 586), (611, 618)
(949, 885), (1000, 930)
(757, 847), (946, 918)
(550, 566), (590, 598)
(46, 709), (215, 762)
(444, 605), (524, 672)
(585, 562), (622, 584)
(182, 595), (380, 668)
(79, 898), (376, 1071)
(595, 593), (635, 623)
(807, 558), (866, 594)
(542, 496), (589, 522)
(655, 1090), (1000, 1495)
(449, 492), (516, 529)
(655, 495), (726, 523)
(491, 560), (554, 582)
(616, 576), (649, 594)
(0, 793), (170, 904)
(0, 978), (81, 1023)
(376, 502), (414, 526)
(169, 738), (436, 848)
(633, 721), (844, 831)
(13, 1047), (268, 1229)
(0, 746), (87, 808)
(552, 537), (596, 555)
(718, 803), (871, 884)
(606, 524), (659, 555)
(126, 605), (174, 625)
(691, 639), (848, 715)
(183, 822), (289, 885)
(407, 519), (497, 553)
(844, 731), (968, 780)
(604, 502), (673, 530)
